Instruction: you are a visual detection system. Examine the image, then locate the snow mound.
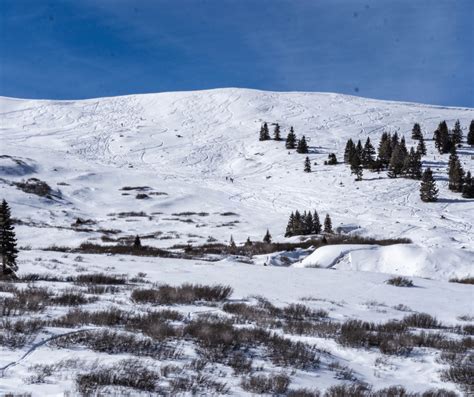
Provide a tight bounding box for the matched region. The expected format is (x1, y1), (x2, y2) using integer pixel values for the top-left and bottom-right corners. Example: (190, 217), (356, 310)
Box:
(295, 243), (473, 280)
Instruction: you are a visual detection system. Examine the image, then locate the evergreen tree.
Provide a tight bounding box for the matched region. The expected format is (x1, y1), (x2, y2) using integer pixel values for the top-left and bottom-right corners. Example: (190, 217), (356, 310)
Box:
(390, 132), (400, 151)
(304, 211), (313, 235)
(296, 135), (309, 154)
(294, 210), (303, 235)
(312, 210), (321, 234)
(467, 120), (474, 146)
(462, 171), (474, 198)
(229, 235), (237, 253)
(285, 212), (295, 237)
(263, 229), (272, 244)
(326, 153), (338, 165)
(387, 143), (407, 178)
(448, 158), (465, 192)
(245, 237), (253, 246)
(259, 122), (270, 141)
(436, 121), (452, 153)
(285, 127), (297, 149)
(416, 134), (427, 156)
(420, 168), (438, 202)
(452, 120), (462, 146)
(351, 160), (363, 181)
(0, 200), (18, 276)
(273, 123), (282, 141)
(356, 140), (363, 160)
(378, 132), (392, 166)
(133, 235), (141, 249)
(362, 137), (375, 167)
(323, 214), (333, 234)
(403, 147), (422, 179)
(304, 157), (311, 172)
(412, 123), (422, 140)
(344, 139), (355, 163)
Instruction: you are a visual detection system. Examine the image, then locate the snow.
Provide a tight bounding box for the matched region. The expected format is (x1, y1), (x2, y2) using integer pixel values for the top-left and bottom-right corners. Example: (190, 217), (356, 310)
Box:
(0, 88), (473, 395)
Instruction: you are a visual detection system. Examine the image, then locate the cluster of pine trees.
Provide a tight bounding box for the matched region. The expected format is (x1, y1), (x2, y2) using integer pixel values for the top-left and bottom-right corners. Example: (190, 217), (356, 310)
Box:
(284, 210), (332, 237)
(344, 126), (425, 181)
(433, 120), (464, 154)
(259, 123), (310, 153)
(447, 146), (474, 198)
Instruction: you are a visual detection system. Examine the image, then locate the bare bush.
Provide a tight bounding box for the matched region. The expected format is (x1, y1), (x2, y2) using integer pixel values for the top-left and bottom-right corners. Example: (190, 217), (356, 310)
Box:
(386, 276), (414, 287)
(74, 273), (128, 285)
(241, 373), (291, 394)
(402, 313), (440, 328)
(132, 283), (233, 305)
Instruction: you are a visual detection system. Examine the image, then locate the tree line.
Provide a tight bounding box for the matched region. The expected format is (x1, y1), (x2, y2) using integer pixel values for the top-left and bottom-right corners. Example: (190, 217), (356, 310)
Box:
(285, 210), (333, 237)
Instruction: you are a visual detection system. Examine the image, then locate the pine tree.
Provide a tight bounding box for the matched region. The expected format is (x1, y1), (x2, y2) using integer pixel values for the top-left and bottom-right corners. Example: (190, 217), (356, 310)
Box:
(323, 214), (333, 234)
(416, 134), (427, 156)
(273, 123), (282, 141)
(344, 139), (355, 163)
(259, 122), (270, 141)
(436, 121), (452, 154)
(263, 229), (272, 244)
(285, 127), (297, 149)
(304, 157), (311, 173)
(285, 212), (295, 237)
(452, 120), (462, 146)
(356, 140), (363, 159)
(378, 132), (392, 166)
(304, 211), (313, 235)
(388, 143), (407, 178)
(245, 237), (253, 246)
(294, 210), (303, 235)
(403, 147), (422, 179)
(362, 137), (375, 167)
(229, 235), (237, 253)
(351, 161), (363, 181)
(312, 210), (322, 234)
(390, 132), (400, 151)
(448, 158), (465, 192)
(468, 120), (474, 146)
(462, 171), (474, 198)
(0, 200), (19, 276)
(412, 123), (422, 140)
(133, 235), (141, 249)
(296, 135), (309, 154)
(420, 168), (438, 202)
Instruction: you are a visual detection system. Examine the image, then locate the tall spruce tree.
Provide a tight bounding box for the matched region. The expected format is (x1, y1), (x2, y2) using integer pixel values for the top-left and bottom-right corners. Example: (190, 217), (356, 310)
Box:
(416, 134), (427, 156)
(285, 212), (295, 237)
(344, 139), (356, 163)
(462, 171), (474, 198)
(468, 120), (474, 146)
(263, 229), (272, 244)
(133, 235), (142, 249)
(452, 120), (462, 146)
(312, 210), (321, 234)
(362, 137), (375, 167)
(304, 157), (311, 173)
(296, 136), (309, 154)
(448, 157), (465, 192)
(285, 127), (297, 149)
(378, 132), (392, 166)
(412, 123), (422, 140)
(436, 121), (452, 153)
(403, 147), (422, 179)
(273, 123), (282, 141)
(229, 235), (237, 253)
(304, 212), (313, 235)
(388, 143), (407, 178)
(259, 122), (271, 141)
(420, 168), (438, 202)
(0, 200), (18, 276)
(323, 214), (333, 234)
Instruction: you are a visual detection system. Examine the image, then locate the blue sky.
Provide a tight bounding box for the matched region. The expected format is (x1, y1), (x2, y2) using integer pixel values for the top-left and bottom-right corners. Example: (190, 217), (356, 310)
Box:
(1, 0), (473, 106)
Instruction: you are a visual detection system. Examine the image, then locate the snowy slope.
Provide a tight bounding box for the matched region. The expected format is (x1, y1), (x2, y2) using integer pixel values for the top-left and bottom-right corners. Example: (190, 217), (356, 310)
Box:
(1, 88), (473, 279)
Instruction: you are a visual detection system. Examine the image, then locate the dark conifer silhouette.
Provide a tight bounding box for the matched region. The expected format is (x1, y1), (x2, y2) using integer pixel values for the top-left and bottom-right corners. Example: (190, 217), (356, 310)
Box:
(452, 120), (462, 146)
(411, 123), (422, 140)
(462, 171), (474, 198)
(420, 168), (438, 202)
(304, 157), (311, 172)
(296, 135), (309, 154)
(263, 229), (272, 244)
(259, 122), (271, 141)
(323, 214), (333, 234)
(133, 235), (142, 249)
(0, 200), (19, 276)
(273, 123), (282, 141)
(285, 127), (297, 149)
(467, 120), (474, 146)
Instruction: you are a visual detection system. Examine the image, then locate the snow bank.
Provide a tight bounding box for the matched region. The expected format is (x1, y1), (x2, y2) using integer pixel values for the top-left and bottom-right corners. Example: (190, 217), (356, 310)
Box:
(295, 244), (473, 280)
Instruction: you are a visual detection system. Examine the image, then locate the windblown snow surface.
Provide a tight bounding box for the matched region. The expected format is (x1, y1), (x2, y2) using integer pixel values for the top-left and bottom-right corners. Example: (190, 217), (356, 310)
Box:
(0, 88), (473, 395)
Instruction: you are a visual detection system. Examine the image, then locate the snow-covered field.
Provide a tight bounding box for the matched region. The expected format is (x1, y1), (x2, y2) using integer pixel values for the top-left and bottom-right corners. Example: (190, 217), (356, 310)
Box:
(0, 88), (473, 395)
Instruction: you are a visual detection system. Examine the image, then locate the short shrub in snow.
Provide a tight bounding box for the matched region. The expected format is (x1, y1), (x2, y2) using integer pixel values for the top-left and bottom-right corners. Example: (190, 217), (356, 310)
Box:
(386, 276), (414, 287)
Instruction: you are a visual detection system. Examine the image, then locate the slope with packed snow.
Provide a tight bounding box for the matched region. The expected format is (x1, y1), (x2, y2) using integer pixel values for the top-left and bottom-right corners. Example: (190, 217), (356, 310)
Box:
(1, 88), (473, 279)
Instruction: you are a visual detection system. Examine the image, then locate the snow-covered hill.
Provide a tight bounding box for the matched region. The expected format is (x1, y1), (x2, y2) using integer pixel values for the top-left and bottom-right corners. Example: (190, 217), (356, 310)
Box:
(1, 88), (473, 279)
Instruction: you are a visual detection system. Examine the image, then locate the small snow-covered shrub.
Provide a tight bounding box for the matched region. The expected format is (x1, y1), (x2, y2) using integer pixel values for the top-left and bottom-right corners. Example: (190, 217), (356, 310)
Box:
(51, 289), (97, 306)
(241, 373), (290, 394)
(287, 388), (321, 397)
(386, 276), (414, 287)
(53, 308), (129, 327)
(170, 374), (229, 395)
